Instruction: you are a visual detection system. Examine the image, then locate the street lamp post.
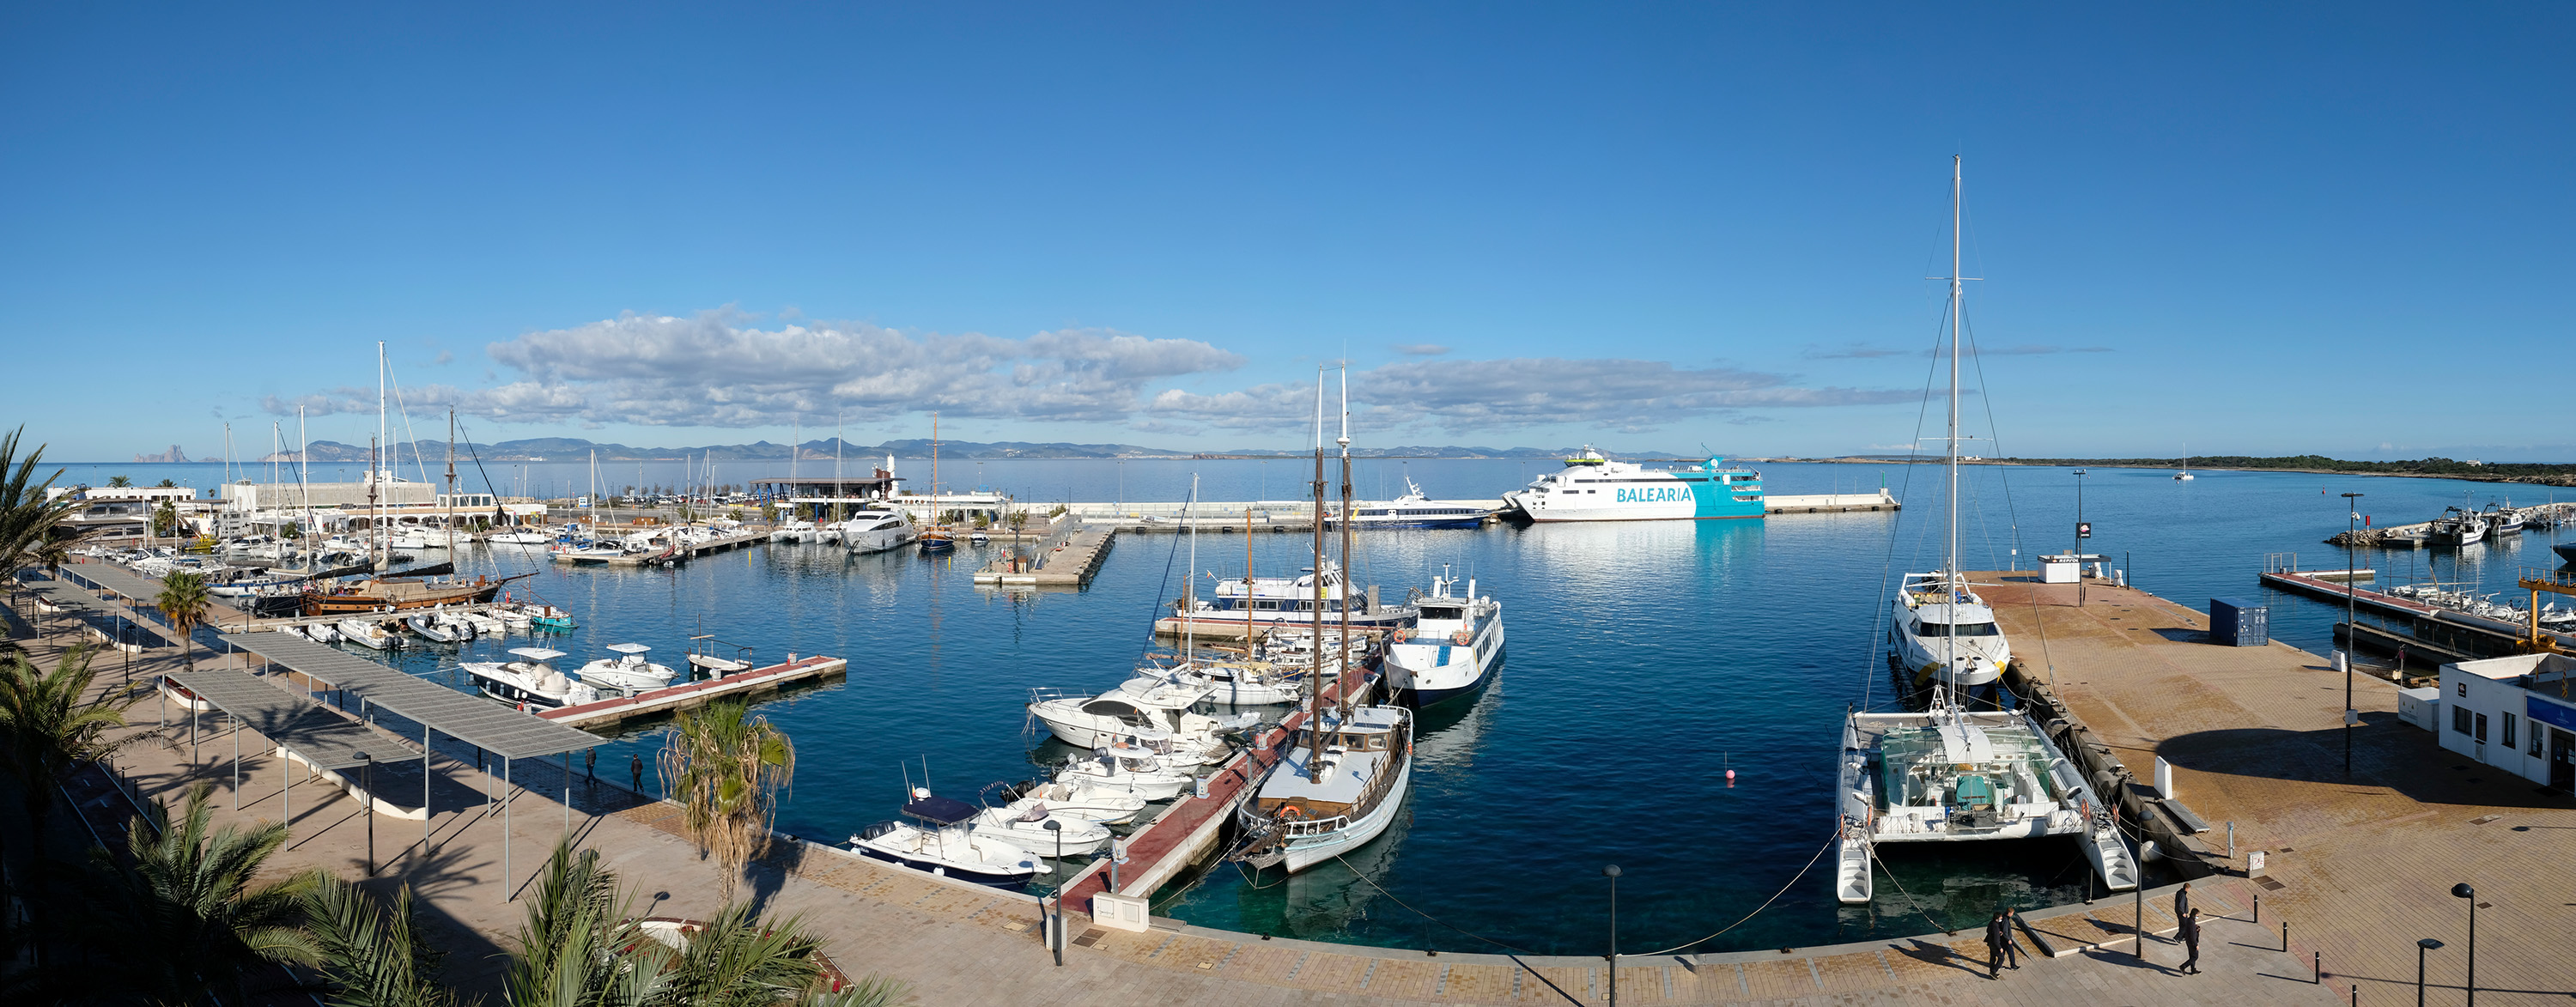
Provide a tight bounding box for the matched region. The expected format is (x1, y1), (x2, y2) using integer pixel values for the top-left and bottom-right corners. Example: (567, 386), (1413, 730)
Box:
(1044, 819), (1064, 967)
(2451, 883), (2476, 1006)
(1603, 864), (1621, 1007)
(355, 750), (374, 875)
(2343, 492), (2364, 776)
(2416, 937), (2443, 1007)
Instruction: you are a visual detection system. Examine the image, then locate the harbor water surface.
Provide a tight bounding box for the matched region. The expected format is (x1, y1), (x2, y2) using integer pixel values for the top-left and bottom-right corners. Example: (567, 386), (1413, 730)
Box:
(109, 457), (2568, 955)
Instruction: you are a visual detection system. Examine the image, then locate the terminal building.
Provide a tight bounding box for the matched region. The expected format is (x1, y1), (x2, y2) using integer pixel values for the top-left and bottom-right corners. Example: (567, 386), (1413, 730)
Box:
(2432, 652), (2576, 792)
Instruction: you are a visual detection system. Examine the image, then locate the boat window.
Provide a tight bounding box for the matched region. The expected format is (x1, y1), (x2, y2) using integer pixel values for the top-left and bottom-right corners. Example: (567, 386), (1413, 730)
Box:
(1419, 606), (1461, 621)
(1918, 621), (2002, 637)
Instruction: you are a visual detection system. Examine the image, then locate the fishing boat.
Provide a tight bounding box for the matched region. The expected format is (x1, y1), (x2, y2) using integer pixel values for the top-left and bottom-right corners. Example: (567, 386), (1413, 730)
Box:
(574, 643), (678, 695)
(461, 647), (596, 708)
(1326, 476), (1495, 529)
(2427, 507), (2488, 547)
(1500, 446), (1764, 522)
(843, 792), (1042, 889)
(1835, 157), (2137, 907)
(2487, 503), (2524, 535)
(1382, 567), (1504, 706)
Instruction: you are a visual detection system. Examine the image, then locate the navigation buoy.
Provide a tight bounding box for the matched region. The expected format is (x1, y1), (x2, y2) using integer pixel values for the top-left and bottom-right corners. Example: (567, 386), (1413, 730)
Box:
(1726, 768), (1737, 786)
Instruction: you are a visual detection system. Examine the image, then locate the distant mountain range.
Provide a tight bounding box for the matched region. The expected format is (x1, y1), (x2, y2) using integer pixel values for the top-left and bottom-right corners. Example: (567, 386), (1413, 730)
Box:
(249, 437), (1692, 464)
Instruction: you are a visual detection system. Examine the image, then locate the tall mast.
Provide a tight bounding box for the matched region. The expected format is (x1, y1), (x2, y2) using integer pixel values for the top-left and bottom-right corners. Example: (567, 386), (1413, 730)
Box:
(1183, 474), (1198, 662)
(445, 410), (457, 545)
(1306, 370), (1327, 781)
(1944, 155), (1964, 701)
(376, 341), (387, 563)
(1336, 366), (1354, 715)
(298, 405), (312, 560)
(368, 435), (380, 571)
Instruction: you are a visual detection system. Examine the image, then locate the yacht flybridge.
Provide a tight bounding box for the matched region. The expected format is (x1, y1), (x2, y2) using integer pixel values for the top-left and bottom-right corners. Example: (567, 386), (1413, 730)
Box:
(1836, 158), (2137, 906)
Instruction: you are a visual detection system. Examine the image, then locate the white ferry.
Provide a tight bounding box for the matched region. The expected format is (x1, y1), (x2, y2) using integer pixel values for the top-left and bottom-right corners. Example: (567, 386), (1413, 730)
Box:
(1383, 569), (1503, 706)
(1501, 447), (1763, 522)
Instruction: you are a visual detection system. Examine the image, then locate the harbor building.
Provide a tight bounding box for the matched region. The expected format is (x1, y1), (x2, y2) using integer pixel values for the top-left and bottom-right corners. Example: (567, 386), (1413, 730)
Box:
(46, 484), (204, 538)
(2434, 652), (2576, 792)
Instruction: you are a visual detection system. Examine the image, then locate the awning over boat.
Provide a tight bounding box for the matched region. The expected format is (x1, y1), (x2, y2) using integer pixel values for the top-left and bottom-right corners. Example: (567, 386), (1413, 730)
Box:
(901, 795), (981, 826)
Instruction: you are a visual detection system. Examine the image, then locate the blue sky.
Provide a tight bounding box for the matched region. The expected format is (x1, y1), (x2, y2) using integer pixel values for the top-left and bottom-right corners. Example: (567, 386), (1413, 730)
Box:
(3, 3), (2568, 461)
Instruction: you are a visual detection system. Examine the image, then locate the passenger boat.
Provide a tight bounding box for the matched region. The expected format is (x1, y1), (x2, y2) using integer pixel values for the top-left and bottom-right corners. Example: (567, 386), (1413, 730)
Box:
(842, 792), (1042, 889)
(2427, 507), (2488, 547)
(1500, 446), (1764, 522)
(1325, 476), (1494, 529)
(461, 647), (596, 708)
(1168, 561), (1413, 634)
(1836, 157), (2137, 907)
(1382, 568), (1504, 706)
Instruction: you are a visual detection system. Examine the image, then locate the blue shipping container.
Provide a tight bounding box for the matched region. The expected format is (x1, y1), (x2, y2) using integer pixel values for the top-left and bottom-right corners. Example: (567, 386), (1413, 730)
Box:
(2209, 597), (2269, 646)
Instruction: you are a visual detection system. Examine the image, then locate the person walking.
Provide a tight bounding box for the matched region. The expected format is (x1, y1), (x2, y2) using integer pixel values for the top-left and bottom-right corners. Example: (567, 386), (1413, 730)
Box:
(2178, 909), (2202, 974)
(2172, 882), (2191, 935)
(585, 747), (597, 783)
(2000, 907), (2024, 970)
(629, 753), (645, 796)
(1984, 910), (2010, 979)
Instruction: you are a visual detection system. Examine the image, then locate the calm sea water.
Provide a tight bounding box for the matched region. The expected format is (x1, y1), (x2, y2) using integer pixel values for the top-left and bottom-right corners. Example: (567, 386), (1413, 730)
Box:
(108, 456), (2565, 955)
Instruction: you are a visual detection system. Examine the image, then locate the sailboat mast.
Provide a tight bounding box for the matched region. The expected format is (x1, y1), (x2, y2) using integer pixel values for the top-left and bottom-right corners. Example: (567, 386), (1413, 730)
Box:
(1184, 474), (1198, 659)
(1336, 366), (1354, 715)
(445, 410), (457, 544)
(1306, 371), (1327, 782)
(1944, 156), (1964, 696)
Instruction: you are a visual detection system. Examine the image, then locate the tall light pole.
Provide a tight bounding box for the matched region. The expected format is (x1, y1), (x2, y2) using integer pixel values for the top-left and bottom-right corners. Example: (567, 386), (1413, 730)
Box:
(1044, 819), (1064, 967)
(2343, 491), (2364, 776)
(355, 750), (374, 875)
(2416, 937), (2443, 1007)
(1603, 864), (1621, 1007)
(2451, 883), (2476, 1006)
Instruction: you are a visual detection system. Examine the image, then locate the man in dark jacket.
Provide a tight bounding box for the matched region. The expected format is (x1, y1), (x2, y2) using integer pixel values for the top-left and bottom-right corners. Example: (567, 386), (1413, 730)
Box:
(1984, 910), (2011, 978)
(1999, 907), (2024, 969)
(2178, 908), (2202, 974)
(2173, 883), (2191, 931)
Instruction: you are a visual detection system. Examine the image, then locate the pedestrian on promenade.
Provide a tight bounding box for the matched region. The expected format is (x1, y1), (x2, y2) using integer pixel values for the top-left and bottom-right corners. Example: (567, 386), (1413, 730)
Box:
(2000, 907), (2024, 970)
(2173, 882), (2190, 931)
(2178, 909), (2202, 974)
(1984, 910), (2010, 978)
(586, 747), (596, 784)
(630, 754), (644, 796)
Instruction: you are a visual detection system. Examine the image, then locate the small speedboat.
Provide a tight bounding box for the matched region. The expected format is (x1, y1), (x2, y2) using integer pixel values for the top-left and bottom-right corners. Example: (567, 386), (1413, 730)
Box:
(993, 779), (1151, 826)
(969, 794), (1113, 858)
(461, 648), (596, 708)
(842, 792), (1042, 889)
(575, 643), (678, 695)
(337, 618), (401, 650)
(404, 613), (468, 644)
(1054, 748), (1194, 801)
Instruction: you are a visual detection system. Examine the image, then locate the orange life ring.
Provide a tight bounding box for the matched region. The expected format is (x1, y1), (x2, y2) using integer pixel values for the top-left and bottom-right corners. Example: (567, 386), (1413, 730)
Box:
(1449, 630), (1472, 646)
(1279, 805), (1305, 821)
(1392, 628), (1410, 643)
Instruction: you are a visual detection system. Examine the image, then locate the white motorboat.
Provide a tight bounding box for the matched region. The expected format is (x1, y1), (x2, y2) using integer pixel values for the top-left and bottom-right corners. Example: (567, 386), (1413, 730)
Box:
(1026, 679), (1239, 763)
(842, 792), (1042, 890)
(455, 610), (507, 637)
(969, 796), (1113, 857)
(1155, 659), (1306, 706)
(1232, 705), (1413, 874)
(769, 519), (818, 543)
(386, 528), (454, 552)
(839, 508), (918, 554)
(404, 612), (468, 644)
(1500, 446), (1766, 522)
(575, 643), (678, 695)
(1053, 749), (1194, 801)
(1835, 157), (2137, 907)
(486, 526), (555, 545)
(993, 778), (1151, 826)
(461, 647), (597, 708)
(337, 618), (401, 650)
(1382, 568), (1504, 706)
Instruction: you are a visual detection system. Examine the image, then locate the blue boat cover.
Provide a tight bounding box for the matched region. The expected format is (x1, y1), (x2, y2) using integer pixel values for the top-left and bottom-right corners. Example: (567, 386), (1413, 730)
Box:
(901, 795), (981, 825)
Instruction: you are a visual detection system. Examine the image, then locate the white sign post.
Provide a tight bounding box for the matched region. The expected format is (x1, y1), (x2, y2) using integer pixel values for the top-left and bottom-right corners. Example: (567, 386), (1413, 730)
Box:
(2248, 850), (2267, 877)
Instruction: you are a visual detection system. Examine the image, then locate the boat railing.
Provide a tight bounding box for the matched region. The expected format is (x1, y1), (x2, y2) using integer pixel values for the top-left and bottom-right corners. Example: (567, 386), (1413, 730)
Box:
(1280, 814), (1352, 837)
(1025, 687), (1092, 706)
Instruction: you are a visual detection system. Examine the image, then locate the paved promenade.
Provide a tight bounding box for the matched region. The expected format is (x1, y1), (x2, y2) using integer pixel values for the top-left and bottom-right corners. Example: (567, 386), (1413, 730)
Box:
(17, 570), (2524, 1004)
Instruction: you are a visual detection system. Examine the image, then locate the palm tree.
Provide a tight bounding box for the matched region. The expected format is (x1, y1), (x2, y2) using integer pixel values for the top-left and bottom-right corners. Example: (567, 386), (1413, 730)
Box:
(0, 643), (143, 846)
(106, 474), (131, 488)
(0, 426), (81, 584)
(657, 698), (795, 904)
(301, 875), (471, 1007)
(501, 840), (908, 1007)
(155, 569), (213, 671)
(73, 781), (319, 1005)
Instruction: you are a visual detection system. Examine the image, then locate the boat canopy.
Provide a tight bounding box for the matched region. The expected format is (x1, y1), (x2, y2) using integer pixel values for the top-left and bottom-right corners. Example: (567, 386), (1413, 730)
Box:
(607, 642), (652, 654)
(508, 647), (566, 661)
(901, 795), (981, 826)
(1938, 724), (1995, 763)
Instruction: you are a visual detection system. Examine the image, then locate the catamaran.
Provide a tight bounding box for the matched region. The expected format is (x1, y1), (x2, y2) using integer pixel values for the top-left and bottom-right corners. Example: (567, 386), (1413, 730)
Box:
(1834, 158), (2138, 906)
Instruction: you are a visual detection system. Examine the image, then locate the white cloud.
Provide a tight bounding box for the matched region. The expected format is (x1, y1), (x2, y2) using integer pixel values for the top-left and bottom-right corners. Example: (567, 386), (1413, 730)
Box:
(1148, 357), (1914, 436)
(1391, 343), (1450, 356)
(269, 310), (1245, 428)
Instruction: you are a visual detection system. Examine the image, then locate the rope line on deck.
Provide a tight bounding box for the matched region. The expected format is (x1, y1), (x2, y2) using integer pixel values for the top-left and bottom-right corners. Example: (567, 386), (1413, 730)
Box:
(1630, 829), (1838, 957)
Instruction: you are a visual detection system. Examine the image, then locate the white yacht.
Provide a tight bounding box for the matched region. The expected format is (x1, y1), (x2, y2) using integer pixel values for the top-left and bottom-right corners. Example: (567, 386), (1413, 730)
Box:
(336, 617), (401, 650)
(839, 508), (918, 554)
(1382, 568), (1504, 706)
(1025, 678), (1242, 765)
(1889, 572), (2010, 689)
(1325, 476), (1495, 529)
(575, 642), (678, 695)
(1053, 747), (1194, 801)
(967, 798), (1113, 858)
(991, 778), (1151, 826)
(462, 647), (597, 708)
(769, 519), (818, 543)
(1501, 447), (1765, 522)
(487, 526), (554, 545)
(1232, 705), (1413, 874)
(842, 792), (1042, 890)
(1836, 157), (2137, 907)
(1169, 561), (1413, 634)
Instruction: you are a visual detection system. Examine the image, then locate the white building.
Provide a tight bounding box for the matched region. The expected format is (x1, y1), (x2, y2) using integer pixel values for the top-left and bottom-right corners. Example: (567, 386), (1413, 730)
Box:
(216, 472), (436, 510)
(2435, 652), (2576, 792)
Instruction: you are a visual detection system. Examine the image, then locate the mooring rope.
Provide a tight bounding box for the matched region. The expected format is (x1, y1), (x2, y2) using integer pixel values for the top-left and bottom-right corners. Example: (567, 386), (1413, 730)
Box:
(1630, 829), (1839, 956)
